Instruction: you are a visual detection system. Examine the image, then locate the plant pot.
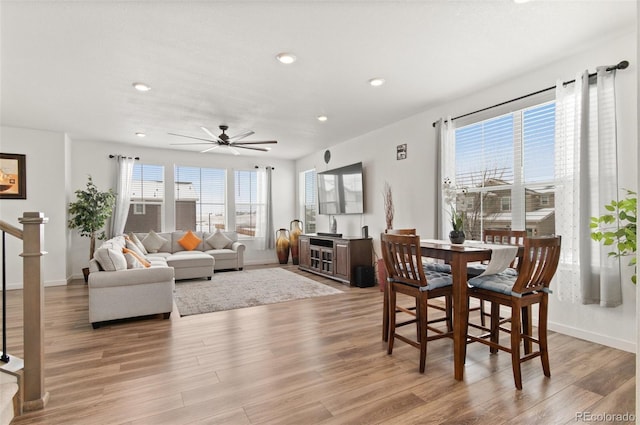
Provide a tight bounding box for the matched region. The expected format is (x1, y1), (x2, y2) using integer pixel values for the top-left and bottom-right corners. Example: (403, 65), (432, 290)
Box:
(82, 267), (90, 283)
(449, 230), (466, 244)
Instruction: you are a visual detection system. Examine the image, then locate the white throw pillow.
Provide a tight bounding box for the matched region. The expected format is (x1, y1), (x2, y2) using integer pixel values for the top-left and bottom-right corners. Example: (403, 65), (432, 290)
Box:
(129, 232), (148, 255)
(125, 239), (146, 258)
(124, 252), (144, 269)
(206, 230), (233, 250)
(94, 247), (127, 271)
(142, 230), (168, 253)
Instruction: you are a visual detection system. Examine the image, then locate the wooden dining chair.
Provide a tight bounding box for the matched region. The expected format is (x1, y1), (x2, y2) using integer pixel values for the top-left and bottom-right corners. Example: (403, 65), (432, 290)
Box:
(466, 235), (561, 389)
(381, 233), (453, 373)
(468, 229), (527, 326)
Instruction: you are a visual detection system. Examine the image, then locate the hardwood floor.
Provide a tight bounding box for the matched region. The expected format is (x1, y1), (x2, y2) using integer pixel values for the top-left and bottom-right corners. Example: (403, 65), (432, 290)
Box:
(5, 265), (635, 424)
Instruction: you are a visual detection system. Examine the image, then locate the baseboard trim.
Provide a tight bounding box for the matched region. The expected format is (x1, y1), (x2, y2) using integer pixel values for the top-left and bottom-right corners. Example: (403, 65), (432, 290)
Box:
(548, 320), (636, 353)
(6, 279), (68, 290)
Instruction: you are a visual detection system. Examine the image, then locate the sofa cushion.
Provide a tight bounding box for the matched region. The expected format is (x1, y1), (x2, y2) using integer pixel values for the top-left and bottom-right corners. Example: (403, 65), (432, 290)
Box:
(123, 248), (151, 268)
(125, 238), (147, 258)
(178, 230), (202, 251)
(124, 253), (145, 269)
(94, 247), (127, 271)
(167, 252), (214, 269)
(142, 230), (168, 253)
(128, 232), (148, 255)
(206, 230), (233, 249)
(204, 248), (237, 261)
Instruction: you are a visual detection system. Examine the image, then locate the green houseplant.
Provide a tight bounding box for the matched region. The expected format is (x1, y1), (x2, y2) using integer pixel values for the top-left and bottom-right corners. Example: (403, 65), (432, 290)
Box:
(590, 189), (637, 284)
(68, 176), (115, 280)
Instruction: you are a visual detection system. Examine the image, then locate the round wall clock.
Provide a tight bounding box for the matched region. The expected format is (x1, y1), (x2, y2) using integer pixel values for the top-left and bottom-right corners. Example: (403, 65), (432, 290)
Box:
(324, 150), (331, 164)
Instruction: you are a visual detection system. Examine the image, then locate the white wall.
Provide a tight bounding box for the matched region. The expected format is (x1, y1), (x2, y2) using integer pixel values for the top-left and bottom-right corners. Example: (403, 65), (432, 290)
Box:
(297, 30), (638, 352)
(0, 126), (69, 288)
(69, 139), (296, 278)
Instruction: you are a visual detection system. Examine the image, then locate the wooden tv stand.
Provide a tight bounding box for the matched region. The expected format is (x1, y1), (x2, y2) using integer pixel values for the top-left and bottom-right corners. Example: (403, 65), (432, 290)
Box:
(298, 234), (373, 285)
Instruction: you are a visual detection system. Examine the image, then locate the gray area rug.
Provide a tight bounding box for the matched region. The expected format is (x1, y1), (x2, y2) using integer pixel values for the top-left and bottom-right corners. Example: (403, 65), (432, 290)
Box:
(174, 267), (343, 316)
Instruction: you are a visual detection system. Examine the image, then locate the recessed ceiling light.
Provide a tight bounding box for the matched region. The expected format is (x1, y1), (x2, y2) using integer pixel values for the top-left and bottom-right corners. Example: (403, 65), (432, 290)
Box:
(368, 78), (385, 87)
(317, 115), (328, 122)
(513, 0), (532, 3)
(276, 53), (297, 64)
(132, 82), (151, 92)
(135, 132), (146, 138)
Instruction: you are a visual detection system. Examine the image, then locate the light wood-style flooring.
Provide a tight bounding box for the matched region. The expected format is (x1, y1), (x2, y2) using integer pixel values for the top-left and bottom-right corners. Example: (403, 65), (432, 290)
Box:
(5, 265), (635, 424)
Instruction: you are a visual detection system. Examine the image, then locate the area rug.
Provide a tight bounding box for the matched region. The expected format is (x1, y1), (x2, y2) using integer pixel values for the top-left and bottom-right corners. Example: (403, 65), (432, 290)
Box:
(174, 267), (343, 316)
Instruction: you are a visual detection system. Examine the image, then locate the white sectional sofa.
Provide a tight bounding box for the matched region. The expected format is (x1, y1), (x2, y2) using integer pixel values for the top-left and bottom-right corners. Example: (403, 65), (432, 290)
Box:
(87, 230), (245, 328)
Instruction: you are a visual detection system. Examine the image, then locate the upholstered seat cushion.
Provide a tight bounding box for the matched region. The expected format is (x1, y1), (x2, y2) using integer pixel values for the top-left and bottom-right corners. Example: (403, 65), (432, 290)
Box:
(204, 249), (237, 261)
(167, 252), (214, 269)
(422, 269), (454, 290)
(467, 264), (518, 278)
(468, 272), (517, 296)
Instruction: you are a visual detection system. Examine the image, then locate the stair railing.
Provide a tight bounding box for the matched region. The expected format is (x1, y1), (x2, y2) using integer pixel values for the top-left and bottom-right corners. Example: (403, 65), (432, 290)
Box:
(0, 212), (49, 412)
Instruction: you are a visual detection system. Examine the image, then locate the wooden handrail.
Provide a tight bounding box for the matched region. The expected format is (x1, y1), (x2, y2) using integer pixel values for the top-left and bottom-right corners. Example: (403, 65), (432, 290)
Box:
(0, 220), (23, 240)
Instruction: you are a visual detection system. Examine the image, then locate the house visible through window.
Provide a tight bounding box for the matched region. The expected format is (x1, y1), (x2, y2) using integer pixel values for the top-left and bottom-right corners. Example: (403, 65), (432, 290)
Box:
(175, 166), (226, 232)
(124, 163), (164, 233)
(454, 101), (555, 239)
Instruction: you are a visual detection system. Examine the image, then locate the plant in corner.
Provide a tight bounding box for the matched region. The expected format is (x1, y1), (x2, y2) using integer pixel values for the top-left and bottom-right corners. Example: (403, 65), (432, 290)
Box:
(383, 182), (394, 230)
(68, 176), (115, 280)
(590, 189), (637, 284)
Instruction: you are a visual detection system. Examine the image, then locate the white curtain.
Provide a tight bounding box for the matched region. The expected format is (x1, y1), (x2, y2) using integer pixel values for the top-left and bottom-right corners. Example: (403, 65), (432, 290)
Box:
(110, 156), (135, 237)
(256, 166), (275, 249)
(436, 117), (456, 239)
(554, 68), (621, 307)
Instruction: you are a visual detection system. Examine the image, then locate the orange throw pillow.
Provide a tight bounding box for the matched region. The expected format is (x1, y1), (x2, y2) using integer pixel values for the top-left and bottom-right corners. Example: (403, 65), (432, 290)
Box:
(178, 230), (202, 251)
(122, 248), (151, 268)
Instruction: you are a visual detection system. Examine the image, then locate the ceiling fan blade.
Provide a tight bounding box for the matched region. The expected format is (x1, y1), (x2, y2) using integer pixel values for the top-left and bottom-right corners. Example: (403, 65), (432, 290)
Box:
(235, 145), (271, 152)
(200, 145), (220, 153)
(202, 126), (225, 143)
(231, 140), (278, 145)
(170, 142), (215, 146)
(227, 146), (241, 156)
(229, 130), (255, 141)
(168, 133), (216, 143)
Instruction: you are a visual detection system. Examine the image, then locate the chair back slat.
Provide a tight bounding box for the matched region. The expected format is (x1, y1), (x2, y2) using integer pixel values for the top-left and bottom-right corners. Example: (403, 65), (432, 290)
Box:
(385, 228), (417, 235)
(512, 236), (561, 295)
(381, 233), (426, 288)
(484, 229), (527, 268)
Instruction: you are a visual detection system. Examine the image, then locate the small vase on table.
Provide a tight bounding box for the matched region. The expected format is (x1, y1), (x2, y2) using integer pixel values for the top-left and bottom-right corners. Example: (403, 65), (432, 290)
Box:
(449, 230), (466, 244)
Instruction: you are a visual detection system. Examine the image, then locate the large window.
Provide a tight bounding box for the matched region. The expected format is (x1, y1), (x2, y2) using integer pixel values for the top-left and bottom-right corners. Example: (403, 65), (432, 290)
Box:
(301, 169), (316, 233)
(124, 163), (164, 233)
(234, 169), (260, 238)
(454, 102), (555, 239)
(175, 166), (226, 232)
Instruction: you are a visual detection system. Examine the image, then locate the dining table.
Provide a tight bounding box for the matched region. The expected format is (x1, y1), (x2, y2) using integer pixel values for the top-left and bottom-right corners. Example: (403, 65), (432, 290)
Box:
(419, 239), (496, 381)
(382, 239), (516, 381)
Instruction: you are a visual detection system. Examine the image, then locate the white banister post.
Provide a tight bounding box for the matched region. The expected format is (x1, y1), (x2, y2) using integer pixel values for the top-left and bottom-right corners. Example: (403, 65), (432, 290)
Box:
(18, 212), (49, 411)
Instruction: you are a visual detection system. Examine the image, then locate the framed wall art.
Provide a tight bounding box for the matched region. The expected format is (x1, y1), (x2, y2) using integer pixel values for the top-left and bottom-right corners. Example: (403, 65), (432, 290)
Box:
(396, 143), (407, 160)
(0, 153), (26, 199)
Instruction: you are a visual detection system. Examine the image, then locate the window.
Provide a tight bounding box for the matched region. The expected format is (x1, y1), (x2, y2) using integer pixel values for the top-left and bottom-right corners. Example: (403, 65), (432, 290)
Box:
(235, 169), (260, 238)
(124, 163), (164, 232)
(301, 169), (317, 233)
(175, 166), (226, 232)
(454, 102), (555, 239)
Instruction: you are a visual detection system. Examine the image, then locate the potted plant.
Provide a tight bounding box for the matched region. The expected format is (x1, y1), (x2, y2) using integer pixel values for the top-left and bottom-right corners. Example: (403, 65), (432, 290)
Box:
(68, 176), (115, 282)
(590, 189), (637, 284)
(443, 177), (467, 244)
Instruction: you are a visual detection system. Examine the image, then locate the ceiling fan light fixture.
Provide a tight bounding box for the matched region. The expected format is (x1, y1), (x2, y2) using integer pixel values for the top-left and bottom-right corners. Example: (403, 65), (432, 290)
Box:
(132, 82), (151, 92)
(317, 115), (328, 122)
(276, 52), (297, 64)
(368, 78), (385, 87)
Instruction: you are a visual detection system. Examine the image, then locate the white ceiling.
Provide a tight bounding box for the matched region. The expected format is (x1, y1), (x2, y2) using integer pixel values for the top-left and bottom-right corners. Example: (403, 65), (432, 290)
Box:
(1, 1), (636, 160)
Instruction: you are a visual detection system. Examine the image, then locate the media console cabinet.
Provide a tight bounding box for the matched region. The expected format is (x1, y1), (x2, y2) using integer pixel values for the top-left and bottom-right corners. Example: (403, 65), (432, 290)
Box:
(298, 233), (373, 285)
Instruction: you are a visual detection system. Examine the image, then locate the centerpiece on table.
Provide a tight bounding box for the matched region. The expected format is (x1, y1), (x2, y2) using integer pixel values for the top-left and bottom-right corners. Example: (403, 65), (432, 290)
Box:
(443, 177), (467, 244)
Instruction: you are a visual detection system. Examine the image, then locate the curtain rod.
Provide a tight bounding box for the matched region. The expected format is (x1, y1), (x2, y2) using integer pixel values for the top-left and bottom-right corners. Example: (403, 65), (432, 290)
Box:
(255, 165), (275, 170)
(431, 60), (629, 128)
(109, 154), (140, 160)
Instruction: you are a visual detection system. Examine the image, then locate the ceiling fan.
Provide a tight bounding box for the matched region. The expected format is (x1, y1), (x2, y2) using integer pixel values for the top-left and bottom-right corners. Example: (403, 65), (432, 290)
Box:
(169, 125), (277, 155)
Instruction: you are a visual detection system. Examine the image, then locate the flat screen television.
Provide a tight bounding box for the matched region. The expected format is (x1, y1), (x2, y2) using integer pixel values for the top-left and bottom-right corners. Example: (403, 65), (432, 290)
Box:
(317, 162), (364, 215)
